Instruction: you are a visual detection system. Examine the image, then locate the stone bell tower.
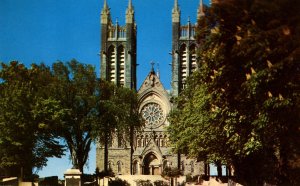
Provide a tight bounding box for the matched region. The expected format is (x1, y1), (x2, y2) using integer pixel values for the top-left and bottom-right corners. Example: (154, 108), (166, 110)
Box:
(171, 0), (204, 96)
(100, 0), (137, 89)
(97, 0), (137, 175)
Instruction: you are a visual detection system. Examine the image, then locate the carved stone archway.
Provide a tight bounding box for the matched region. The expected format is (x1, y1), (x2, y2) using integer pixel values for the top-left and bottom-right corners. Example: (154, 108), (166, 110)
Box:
(143, 153), (161, 175)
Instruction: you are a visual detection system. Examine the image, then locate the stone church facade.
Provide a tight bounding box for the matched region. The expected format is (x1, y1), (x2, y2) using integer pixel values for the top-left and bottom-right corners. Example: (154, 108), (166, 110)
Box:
(96, 0), (206, 176)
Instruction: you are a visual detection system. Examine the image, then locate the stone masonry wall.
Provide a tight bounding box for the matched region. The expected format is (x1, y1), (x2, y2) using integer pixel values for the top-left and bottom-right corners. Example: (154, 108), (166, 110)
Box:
(96, 147), (131, 175)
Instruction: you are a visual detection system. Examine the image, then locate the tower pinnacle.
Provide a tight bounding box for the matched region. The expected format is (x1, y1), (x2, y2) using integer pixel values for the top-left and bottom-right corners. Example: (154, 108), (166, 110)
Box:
(174, 0), (178, 10)
(126, 0), (134, 23)
(101, 0), (110, 24)
(197, 0), (205, 19)
(102, 0), (109, 12)
(104, 0), (107, 8)
(172, 0), (180, 22)
(128, 0), (133, 9)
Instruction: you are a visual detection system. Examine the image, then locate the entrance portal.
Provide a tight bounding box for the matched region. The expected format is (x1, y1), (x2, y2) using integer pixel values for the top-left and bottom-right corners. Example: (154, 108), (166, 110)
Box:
(143, 153), (160, 175)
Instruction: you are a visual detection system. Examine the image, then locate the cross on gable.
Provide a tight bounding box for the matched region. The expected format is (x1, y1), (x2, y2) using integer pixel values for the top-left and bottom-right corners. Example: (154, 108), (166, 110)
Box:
(150, 61), (155, 72)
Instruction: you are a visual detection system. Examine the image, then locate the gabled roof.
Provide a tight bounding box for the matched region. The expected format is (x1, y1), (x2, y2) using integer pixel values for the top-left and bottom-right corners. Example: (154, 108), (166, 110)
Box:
(138, 70), (168, 97)
(141, 138), (163, 158)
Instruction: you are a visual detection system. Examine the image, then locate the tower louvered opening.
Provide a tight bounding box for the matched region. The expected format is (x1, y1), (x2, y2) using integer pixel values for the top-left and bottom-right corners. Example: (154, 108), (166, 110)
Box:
(117, 46), (125, 86)
(108, 45), (116, 82)
(190, 44), (197, 72)
(180, 44), (187, 89)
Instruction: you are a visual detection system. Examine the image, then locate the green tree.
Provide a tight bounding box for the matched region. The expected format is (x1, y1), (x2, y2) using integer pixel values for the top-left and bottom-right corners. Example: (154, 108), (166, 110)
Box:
(50, 60), (97, 173)
(168, 0), (300, 185)
(94, 81), (142, 173)
(0, 61), (64, 178)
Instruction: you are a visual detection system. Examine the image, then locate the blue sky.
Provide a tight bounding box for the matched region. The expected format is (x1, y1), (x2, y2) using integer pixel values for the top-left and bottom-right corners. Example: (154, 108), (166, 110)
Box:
(0, 0), (208, 179)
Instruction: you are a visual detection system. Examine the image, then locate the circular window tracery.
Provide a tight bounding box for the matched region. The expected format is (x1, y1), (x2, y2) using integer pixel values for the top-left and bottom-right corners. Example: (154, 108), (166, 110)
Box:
(141, 103), (164, 128)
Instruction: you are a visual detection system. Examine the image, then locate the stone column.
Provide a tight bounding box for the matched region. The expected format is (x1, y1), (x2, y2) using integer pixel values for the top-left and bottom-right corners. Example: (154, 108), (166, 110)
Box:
(64, 168), (82, 186)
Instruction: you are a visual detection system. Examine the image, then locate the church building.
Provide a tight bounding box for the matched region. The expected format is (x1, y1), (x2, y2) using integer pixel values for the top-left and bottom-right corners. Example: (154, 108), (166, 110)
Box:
(96, 0), (206, 176)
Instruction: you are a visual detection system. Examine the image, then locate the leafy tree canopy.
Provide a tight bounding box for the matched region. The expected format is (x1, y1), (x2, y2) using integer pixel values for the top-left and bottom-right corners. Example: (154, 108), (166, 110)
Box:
(0, 59), (142, 177)
(168, 0), (300, 185)
(50, 60), (98, 173)
(0, 61), (65, 177)
(93, 80), (143, 173)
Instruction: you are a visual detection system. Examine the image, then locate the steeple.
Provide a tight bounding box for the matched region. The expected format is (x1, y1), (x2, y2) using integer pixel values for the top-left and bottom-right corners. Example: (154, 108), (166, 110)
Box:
(128, 0), (133, 9)
(103, 0), (107, 9)
(126, 0), (134, 23)
(101, 0), (110, 24)
(197, 0), (205, 19)
(174, 0), (179, 10)
(156, 62), (160, 79)
(172, 0), (180, 22)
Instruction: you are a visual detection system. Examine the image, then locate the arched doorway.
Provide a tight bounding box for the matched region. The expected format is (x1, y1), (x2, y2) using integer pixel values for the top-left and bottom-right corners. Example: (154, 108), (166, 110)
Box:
(143, 153), (160, 175)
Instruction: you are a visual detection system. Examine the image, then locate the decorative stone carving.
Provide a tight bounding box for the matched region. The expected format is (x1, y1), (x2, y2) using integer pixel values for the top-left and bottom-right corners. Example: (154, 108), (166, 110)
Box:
(141, 102), (165, 128)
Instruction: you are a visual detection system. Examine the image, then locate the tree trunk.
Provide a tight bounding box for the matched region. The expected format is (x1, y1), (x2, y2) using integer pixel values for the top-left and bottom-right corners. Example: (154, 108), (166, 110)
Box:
(177, 152), (181, 171)
(279, 145), (290, 185)
(130, 125), (134, 175)
(204, 162), (209, 177)
(104, 129), (109, 173)
(217, 161), (222, 177)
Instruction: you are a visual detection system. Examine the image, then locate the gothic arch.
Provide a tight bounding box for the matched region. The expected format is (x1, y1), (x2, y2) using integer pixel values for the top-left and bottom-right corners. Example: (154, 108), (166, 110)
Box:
(108, 160), (114, 171)
(117, 45), (125, 86)
(142, 152), (161, 175)
(107, 45), (116, 82)
(117, 161), (123, 174)
(138, 90), (171, 118)
(132, 159), (140, 175)
(189, 43), (197, 72)
(179, 44), (188, 87)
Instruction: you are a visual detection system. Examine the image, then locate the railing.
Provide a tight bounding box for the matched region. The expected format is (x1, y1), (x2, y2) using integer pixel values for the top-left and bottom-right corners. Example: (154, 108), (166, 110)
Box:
(180, 25), (196, 39)
(108, 26), (126, 39)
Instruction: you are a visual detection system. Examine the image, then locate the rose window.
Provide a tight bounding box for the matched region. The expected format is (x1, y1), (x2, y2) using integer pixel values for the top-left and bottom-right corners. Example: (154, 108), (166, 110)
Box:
(141, 103), (164, 128)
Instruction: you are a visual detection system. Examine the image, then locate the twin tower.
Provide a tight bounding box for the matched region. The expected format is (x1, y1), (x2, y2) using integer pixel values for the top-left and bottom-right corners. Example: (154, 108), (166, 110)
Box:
(100, 0), (205, 96)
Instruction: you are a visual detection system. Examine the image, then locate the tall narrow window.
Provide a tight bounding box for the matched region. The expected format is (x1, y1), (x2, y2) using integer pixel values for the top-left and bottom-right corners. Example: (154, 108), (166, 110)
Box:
(133, 161), (138, 175)
(117, 46), (125, 86)
(108, 46), (116, 82)
(137, 139), (141, 147)
(117, 161), (122, 173)
(190, 161), (194, 173)
(180, 44), (187, 89)
(189, 44), (197, 72)
(108, 161), (113, 171)
(163, 160), (168, 171)
(181, 161), (185, 172)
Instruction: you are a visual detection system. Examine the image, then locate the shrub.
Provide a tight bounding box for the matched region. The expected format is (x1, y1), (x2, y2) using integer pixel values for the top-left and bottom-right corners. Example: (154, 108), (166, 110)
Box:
(135, 179), (153, 186)
(108, 178), (130, 186)
(153, 180), (168, 186)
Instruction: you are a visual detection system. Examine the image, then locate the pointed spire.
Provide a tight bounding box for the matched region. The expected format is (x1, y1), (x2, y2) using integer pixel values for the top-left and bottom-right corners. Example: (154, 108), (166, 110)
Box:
(197, 0), (205, 19)
(126, 0), (134, 23)
(172, 0), (180, 22)
(102, 0), (109, 11)
(174, 0), (178, 10)
(156, 62), (160, 79)
(173, 0), (180, 12)
(103, 0), (107, 9)
(128, 0), (133, 9)
(101, 0), (110, 24)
